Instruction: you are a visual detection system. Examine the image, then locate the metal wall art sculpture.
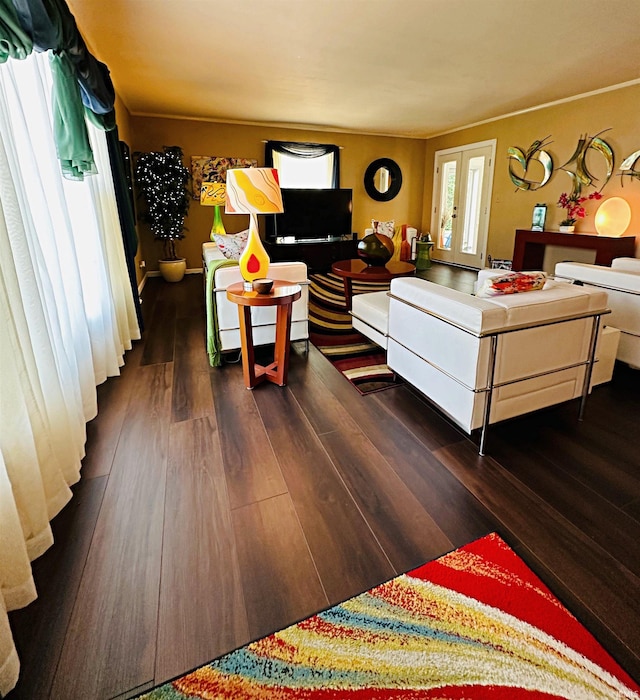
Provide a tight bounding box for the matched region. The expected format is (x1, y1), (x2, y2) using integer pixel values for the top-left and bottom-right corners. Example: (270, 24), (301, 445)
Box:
(619, 149), (640, 185)
(508, 137), (553, 191)
(559, 130), (614, 197)
(508, 131), (616, 197)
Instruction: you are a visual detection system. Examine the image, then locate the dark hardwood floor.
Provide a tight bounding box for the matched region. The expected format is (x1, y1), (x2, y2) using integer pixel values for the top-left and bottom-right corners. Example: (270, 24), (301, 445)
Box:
(7, 263), (640, 698)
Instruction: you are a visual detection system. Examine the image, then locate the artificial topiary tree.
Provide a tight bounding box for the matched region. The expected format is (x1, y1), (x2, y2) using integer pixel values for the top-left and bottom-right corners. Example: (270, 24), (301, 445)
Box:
(134, 145), (190, 260)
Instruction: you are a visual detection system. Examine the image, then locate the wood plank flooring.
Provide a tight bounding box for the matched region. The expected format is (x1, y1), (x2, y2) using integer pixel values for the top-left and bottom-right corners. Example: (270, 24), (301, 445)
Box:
(7, 264), (640, 698)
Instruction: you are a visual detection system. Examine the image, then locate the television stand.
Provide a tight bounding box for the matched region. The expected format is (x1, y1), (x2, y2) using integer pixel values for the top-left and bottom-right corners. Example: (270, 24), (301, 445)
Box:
(266, 234), (358, 273)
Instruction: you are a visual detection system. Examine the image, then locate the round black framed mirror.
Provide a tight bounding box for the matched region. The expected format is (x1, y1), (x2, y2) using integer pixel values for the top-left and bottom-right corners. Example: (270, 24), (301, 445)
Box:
(364, 158), (402, 201)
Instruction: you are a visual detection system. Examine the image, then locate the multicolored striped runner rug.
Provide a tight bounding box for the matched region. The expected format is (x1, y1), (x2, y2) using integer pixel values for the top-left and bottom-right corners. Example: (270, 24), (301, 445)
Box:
(307, 272), (401, 395)
(137, 533), (639, 699)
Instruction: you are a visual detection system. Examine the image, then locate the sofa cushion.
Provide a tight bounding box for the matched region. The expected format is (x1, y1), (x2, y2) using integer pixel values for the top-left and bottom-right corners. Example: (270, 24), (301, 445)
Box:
(351, 291), (390, 335)
(390, 278), (507, 335)
(476, 271), (546, 297)
(487, 284), (608, 327)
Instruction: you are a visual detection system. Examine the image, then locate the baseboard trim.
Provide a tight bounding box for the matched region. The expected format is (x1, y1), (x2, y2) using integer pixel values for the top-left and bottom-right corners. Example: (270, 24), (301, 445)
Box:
(140, 268), (203, 290)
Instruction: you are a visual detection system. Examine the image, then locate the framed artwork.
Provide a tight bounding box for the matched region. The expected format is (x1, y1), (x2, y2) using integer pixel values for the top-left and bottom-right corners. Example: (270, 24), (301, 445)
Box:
(190, 156), (258, 200)
(532, 203), (547, 231)
(490, 258), (513, 270)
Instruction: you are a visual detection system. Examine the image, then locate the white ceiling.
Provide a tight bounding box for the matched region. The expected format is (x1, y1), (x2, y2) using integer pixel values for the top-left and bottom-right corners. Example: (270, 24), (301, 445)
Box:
(67, 0), (640, 139)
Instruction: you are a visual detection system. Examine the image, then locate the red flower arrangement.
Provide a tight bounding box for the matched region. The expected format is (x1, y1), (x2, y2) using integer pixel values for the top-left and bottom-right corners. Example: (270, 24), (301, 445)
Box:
(557, 190), (603, 226)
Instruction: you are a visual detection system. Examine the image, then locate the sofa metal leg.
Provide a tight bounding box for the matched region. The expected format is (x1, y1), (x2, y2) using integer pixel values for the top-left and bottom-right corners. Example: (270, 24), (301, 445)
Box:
(579, 314), (601, 421)
(479, 335), (499, 457)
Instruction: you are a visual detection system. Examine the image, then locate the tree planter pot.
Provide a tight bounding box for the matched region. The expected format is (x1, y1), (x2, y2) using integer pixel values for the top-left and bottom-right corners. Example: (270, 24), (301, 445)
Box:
(159, 258), (186, 283)
(559, 225), (575, 233)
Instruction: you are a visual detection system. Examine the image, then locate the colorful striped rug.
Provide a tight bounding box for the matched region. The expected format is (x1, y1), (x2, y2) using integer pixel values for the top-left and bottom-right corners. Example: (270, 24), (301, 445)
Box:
(308, 272), (401, 395)
(137, 533), (640, 699)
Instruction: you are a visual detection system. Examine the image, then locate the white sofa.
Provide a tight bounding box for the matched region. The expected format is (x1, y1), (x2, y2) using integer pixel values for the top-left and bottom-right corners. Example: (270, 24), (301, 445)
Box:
(352, 276), (609, 454)
(554, 258), (640, 368)
(202, 242), (309, 354)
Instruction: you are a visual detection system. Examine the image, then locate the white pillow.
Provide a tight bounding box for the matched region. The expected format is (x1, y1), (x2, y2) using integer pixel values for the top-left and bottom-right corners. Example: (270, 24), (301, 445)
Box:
(212, 230), (249, 260)
(371, 219), (395, 238)
(476, 271), (547, 297)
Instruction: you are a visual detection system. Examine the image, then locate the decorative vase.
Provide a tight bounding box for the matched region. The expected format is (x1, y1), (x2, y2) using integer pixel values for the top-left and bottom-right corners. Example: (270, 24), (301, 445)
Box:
(357, 232), (394, 266)
(239, 215), (270, 290)
(158, 258), (187, 282)
(210, 205), (226, 240)
(559, 225), (575, 233)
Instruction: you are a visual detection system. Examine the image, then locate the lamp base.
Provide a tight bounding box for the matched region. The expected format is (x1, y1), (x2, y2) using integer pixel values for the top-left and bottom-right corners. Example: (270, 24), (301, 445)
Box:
(239, 213), (271, 292)
(210, 205), (226, 241)
(243, 280), (254, 292)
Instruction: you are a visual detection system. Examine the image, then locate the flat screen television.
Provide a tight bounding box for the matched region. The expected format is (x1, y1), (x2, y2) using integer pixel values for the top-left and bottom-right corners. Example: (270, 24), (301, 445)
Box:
(266, 188), (353, 243)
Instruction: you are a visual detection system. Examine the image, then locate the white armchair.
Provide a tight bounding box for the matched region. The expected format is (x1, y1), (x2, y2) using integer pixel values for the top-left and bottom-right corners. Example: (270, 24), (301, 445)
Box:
(555, 259), (640, 368)
(381, 277), (608, 454)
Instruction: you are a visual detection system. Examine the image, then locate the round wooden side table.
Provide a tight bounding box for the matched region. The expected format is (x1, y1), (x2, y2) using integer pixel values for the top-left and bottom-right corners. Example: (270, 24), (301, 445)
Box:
(226, 280), (302, 389)
(331, 259), (416, 310)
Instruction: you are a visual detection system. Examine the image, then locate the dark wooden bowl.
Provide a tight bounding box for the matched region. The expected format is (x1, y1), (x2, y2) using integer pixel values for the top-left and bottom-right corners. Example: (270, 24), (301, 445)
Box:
(252, 278), (274, 294)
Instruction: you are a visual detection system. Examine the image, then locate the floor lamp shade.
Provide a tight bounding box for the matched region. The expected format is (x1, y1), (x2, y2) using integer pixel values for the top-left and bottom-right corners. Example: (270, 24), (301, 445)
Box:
(225, 168), (284, 289)
(200, 182), (226, 239)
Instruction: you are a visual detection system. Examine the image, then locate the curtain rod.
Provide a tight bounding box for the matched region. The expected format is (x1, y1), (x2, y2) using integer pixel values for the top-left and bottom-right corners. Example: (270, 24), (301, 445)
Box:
(261, 140), (343, 148)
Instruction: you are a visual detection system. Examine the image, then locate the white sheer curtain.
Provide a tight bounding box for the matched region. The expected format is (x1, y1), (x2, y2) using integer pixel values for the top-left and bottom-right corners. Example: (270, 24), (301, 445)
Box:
(0, 51), (140, 695)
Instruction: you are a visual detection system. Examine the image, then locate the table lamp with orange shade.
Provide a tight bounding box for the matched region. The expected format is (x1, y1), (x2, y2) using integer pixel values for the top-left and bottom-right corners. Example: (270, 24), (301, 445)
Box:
(225, 168), (284, 291)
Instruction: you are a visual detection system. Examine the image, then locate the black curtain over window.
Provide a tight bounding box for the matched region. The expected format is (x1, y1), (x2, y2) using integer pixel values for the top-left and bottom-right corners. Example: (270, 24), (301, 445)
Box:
(106, 129), (143, 330)
(265, 140), (340, 188)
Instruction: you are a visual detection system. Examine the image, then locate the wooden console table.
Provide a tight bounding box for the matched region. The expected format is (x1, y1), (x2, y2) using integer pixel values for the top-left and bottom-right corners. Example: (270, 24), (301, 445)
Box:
(512, 229), (636, 271)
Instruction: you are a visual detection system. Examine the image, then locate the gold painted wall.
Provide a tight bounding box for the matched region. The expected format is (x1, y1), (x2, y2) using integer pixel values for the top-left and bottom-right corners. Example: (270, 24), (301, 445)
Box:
(122, 83), (639, 274)
(422, 83), (640, 263)
(129, 117), (426, 272)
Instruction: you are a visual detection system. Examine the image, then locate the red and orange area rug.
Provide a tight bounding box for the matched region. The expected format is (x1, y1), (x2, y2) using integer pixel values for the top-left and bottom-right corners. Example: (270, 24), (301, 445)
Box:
(137, 533), (639, 699)
(308, 273), (401, 395)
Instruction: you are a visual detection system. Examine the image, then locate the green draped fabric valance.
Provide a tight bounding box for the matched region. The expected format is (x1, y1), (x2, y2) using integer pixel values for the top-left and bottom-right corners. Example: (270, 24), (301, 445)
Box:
(50, 50), (97, 179)
(0, 0), (117, 179)
(0, 0), (32, 61)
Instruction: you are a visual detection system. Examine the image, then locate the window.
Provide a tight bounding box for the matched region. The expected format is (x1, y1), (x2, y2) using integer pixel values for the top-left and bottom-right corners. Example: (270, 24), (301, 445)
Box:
(265, 141), (340, 188)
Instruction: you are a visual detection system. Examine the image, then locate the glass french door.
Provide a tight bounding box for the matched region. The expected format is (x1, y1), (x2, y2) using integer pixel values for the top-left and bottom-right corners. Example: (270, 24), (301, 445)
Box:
(432, 141), (495, 268)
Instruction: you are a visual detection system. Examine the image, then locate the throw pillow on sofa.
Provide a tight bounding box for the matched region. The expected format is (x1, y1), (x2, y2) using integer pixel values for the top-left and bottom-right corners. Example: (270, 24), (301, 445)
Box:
(476, 271), (546, 297)
(371, 219), (395, 238)
(212, 230), (249, 260)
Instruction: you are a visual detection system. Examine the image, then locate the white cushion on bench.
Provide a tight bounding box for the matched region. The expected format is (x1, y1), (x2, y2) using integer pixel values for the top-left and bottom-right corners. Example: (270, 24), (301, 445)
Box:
(351, 291), (390, 349)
